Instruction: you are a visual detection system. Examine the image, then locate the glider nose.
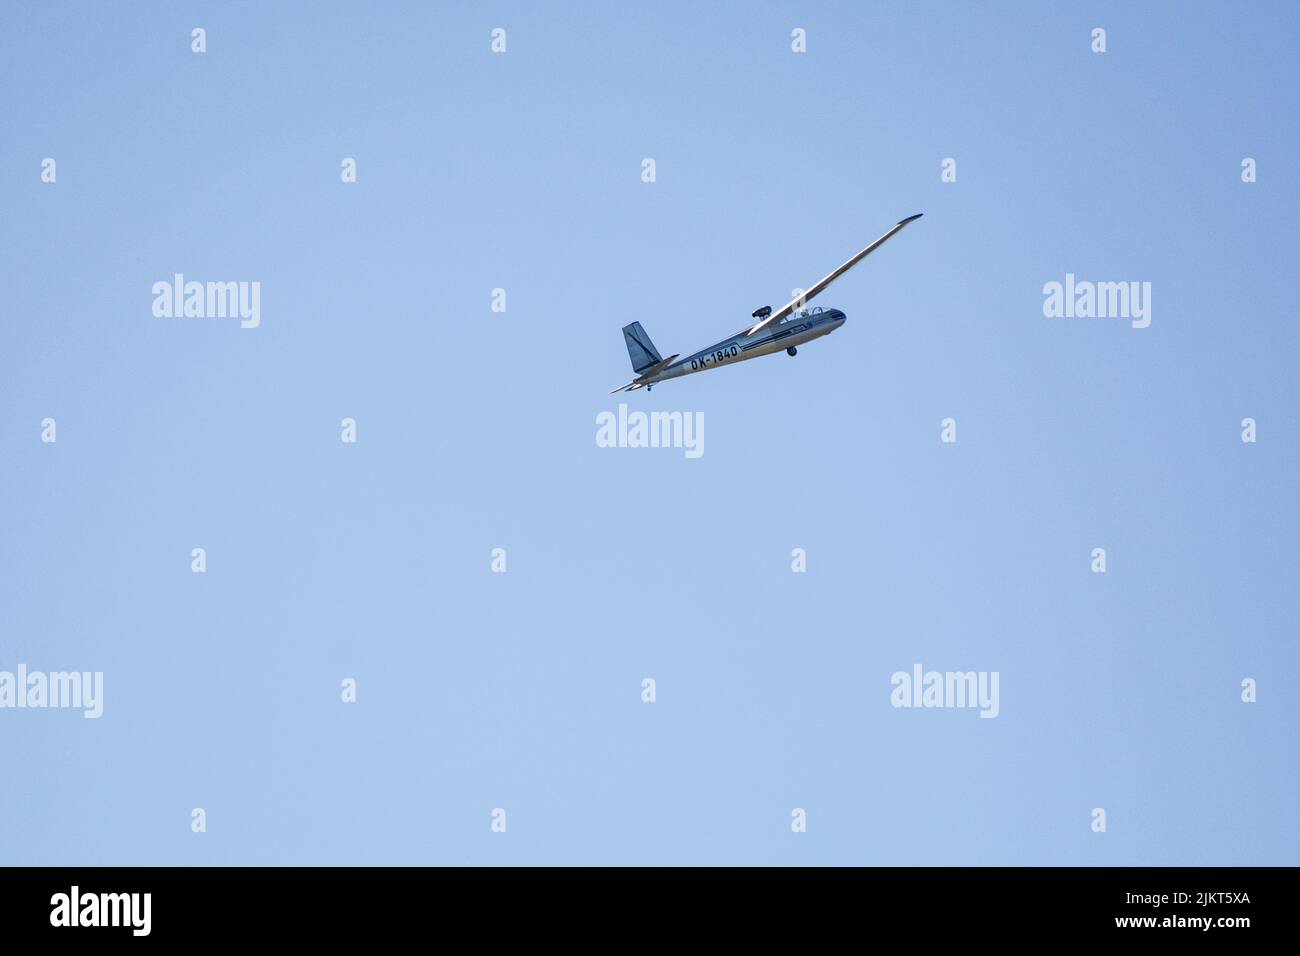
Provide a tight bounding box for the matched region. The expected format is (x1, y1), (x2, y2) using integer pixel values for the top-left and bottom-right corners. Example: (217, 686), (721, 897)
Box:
(828, 308), (846, 328)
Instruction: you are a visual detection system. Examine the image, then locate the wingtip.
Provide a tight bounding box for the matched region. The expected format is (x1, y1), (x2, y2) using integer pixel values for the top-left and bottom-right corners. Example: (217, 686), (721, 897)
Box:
(898, 212), (924, 224)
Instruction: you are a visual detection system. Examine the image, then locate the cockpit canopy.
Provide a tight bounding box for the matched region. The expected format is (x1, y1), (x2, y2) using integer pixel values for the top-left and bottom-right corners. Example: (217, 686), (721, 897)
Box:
(784, 306), (825, 322)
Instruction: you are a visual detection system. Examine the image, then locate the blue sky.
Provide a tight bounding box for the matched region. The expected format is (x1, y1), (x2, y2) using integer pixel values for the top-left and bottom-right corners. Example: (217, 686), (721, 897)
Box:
(1, 1), (1296, 865)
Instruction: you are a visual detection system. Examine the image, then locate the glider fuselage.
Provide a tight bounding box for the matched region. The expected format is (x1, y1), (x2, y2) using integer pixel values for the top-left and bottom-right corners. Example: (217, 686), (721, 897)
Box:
(636, 308), (846, 388)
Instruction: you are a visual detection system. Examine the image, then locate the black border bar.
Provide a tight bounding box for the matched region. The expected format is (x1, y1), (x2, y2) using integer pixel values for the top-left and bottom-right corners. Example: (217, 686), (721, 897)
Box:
(0, 866), (1284, 942)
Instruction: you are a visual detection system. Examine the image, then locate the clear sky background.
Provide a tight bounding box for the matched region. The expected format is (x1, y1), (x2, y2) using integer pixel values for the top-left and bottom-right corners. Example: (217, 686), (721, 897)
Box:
(1, 2), (1296, 865)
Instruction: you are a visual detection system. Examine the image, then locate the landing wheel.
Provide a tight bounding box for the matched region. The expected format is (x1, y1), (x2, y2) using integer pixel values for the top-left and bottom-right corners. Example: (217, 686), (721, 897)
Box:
(787, 346), (797, 357)
(647, 385), (652, 391)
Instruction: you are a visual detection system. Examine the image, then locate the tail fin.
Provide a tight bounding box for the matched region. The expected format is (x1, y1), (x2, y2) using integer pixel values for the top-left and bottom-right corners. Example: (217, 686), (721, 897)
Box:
(622, 322), (662, 374)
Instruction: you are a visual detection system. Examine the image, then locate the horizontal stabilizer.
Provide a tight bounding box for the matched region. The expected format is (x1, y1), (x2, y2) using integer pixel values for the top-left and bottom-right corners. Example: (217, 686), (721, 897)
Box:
(638, 353), (679, 377)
